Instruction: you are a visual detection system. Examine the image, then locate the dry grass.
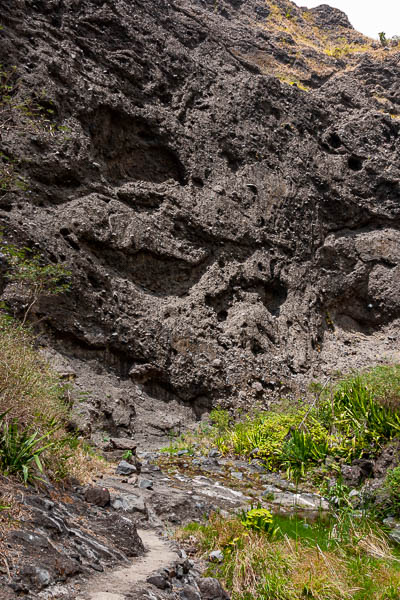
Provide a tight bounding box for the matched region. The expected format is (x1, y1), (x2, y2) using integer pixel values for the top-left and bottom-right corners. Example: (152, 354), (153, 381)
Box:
(0, 315), (69, 429)
(0, 314), (110, 558)
(0, 314), (107, 485)
(291, 545), (351, 599)
(178, 512), (400, 600)
(356, 530), (394, 560)
(243, 1), (400, 92)
(61, 445), (108, 485)
(324, 43), (372, 58)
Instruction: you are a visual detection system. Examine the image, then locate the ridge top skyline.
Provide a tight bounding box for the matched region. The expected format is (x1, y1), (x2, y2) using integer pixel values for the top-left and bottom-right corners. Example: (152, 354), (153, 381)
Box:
(293, 0), (400, 39)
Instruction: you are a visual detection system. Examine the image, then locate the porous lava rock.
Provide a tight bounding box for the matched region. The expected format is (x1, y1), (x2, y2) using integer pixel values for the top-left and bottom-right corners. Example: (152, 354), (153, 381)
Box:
(0, 0), (399, 440)
(84, 485), (111, 507)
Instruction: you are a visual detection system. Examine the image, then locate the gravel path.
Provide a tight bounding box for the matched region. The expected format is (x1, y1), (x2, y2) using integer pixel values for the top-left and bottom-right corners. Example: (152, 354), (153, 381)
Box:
(77, 529), (178, 600)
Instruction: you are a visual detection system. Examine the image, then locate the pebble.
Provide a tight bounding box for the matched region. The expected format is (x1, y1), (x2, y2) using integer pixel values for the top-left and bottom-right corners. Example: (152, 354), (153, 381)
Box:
(111, 494), (147, 514)
(389, 528), (400, 544)
(147, 574), (169, 590)
(262, 485), (280, 496)
(208, 449), (221, 459)
(209, 550), (224, 563)
(349, 489), (360, 498)
(383, 517), (399, 529)
(138, 478), (153, 489)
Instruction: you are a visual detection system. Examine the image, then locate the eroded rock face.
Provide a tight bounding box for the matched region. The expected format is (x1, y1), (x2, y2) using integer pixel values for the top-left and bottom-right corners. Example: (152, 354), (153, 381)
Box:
(0, 0), (399, 435)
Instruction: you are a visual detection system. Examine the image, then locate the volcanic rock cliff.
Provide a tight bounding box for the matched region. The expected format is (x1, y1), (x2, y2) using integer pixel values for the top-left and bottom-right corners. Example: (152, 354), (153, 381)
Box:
(0, 0), (399, 443)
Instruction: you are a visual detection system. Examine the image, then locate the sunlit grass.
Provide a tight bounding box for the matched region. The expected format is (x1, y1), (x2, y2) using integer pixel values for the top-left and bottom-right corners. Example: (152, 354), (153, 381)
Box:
(178, 512), (400, 600)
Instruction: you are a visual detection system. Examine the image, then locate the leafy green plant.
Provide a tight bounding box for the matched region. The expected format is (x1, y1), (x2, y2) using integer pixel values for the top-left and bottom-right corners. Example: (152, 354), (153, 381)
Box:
(213, 408), (328, 473)
(210, 408), (230, 433)
(384, 467), (400, 516)
(240, 506), (278, 537)
(122, 449), (133, 461)
(321, 477), (352, 511)
(0, 418), (58, 483)
(281, 430), (329, 480)
(317, 375), (400, 461)
(354, 365), (400, 411)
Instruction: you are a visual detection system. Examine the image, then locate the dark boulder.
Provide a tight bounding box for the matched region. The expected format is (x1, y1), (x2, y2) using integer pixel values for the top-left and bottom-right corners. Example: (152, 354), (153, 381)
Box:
(84, 486), (111, 507)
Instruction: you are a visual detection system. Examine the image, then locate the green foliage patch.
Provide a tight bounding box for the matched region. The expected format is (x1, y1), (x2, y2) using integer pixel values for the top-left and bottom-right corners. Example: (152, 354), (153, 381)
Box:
(0, 235), (71, 324)
(179, 508), (400, 600)
(0, 411), (58, 483)
(384, 467), (400, 516)
(240, 506), (276, 535)
(0, 241), (100, 485)
(211, 366), (400, 480)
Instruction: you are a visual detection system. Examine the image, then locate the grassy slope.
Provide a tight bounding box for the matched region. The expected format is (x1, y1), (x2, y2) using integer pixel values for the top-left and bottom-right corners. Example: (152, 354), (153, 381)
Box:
(0, 314), (103, 542)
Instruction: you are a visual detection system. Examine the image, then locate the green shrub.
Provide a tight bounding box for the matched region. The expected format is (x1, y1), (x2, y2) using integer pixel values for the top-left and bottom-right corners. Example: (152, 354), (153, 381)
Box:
(281, 429), (329, 480)
(321, 477), (352, 511)
(210, 408), (230, 433)
(353, 365), (400, 411)
(214, 408), (329, 472)
(210, 366), (400, 479)
(240, 506), (277, 536)
(379, 32), (387, 46)
(0, 416), (57, 483)
(317, 374), (400, 461)
(384, 467), (400, 515)
(215, 410), (300, 464)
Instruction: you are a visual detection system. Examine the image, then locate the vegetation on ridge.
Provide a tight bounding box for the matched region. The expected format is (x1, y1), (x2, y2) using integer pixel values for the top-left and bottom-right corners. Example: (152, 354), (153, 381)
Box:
(0, 313), (102, 485)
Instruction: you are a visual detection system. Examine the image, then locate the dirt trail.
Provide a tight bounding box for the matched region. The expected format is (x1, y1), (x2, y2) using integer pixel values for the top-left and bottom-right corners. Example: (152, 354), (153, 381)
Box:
(77, 529), (179, 600)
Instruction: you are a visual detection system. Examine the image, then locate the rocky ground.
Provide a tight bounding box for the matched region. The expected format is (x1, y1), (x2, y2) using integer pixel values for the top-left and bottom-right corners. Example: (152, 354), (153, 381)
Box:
(0, 443), (330, 599)
(3, 437), (400, 599)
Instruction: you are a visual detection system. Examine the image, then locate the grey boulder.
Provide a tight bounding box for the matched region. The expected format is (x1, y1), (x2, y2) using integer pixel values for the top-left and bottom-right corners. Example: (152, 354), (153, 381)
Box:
(116, 460), (137, 476)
